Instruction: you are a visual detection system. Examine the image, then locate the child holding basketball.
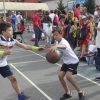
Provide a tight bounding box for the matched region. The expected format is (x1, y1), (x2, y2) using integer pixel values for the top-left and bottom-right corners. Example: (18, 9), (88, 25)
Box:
(0, 22), (45, 100)
(50, 27), (85, 100)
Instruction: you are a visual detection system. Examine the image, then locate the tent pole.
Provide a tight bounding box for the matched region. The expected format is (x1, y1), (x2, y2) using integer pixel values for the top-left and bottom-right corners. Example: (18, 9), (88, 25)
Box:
(3, 0), (6, 21)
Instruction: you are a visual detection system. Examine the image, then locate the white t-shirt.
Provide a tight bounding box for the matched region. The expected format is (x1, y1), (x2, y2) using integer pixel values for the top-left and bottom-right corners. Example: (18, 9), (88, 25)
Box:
(96, 22), (100, 48)
(0, 36), (15, 67)
(49, 13), (55, 23)
(16, 14), (23, 24)
(56, 38), (79, 64)
(94, 10), (98, 16)
(88, 45), (97, 53)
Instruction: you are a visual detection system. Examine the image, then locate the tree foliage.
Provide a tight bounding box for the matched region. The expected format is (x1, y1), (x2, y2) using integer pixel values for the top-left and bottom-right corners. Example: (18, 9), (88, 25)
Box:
(82, 0), (95, 14)
(57, 0), (67, 11)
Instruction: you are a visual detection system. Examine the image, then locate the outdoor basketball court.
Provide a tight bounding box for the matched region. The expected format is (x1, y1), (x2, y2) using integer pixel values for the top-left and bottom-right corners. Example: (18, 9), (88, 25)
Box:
(0, 31), (100, 100)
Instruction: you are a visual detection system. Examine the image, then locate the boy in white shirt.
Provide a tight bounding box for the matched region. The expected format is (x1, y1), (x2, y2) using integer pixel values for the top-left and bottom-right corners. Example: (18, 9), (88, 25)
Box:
(50, 27), (85, 100)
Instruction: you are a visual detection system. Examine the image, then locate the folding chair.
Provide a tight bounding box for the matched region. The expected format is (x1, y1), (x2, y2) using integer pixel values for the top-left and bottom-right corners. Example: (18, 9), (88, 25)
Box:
(84, 53), (96, 65)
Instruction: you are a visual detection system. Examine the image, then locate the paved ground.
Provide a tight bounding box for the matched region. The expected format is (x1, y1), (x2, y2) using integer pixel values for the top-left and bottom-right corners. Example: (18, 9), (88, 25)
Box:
(1, 29), (100, 100)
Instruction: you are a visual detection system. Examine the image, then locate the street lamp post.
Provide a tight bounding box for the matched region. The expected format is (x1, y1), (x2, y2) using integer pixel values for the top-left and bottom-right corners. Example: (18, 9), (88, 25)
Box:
(3, 0), (6, 21)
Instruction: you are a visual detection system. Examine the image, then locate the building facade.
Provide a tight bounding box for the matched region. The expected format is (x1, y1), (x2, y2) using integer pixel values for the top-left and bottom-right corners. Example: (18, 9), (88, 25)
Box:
(9, 0), (38, 3)
(1, 0), (100, 17)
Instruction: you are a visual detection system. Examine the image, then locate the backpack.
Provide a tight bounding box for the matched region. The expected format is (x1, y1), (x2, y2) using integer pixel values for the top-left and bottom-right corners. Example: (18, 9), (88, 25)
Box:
(95, 52), (100, 71)
(53, 15), (58, 26)
(78, 23), (88, 40)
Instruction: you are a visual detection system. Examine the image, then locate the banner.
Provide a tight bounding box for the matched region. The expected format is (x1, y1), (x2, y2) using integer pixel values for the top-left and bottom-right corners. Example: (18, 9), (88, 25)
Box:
(67, 1), (76, 11)
(76, 0), (86, 4)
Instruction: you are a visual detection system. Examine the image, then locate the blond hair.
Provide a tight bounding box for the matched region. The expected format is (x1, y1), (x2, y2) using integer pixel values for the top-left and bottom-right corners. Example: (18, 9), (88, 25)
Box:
(88, 14), (94, 20)
(66, 10), (74, 19)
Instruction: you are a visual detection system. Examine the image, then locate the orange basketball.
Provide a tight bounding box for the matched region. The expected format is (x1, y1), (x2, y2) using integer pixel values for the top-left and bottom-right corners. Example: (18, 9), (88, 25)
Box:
(46, 50), (60, 64)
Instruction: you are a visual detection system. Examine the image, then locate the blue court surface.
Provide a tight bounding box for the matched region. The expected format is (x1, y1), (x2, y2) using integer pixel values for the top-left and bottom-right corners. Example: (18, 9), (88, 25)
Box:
(0, 31), (100, 100)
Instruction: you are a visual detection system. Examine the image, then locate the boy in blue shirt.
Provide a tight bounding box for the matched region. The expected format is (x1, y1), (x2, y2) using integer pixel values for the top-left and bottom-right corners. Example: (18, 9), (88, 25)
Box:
(10, 11), (16, 31)
(0, 22), (44, 100)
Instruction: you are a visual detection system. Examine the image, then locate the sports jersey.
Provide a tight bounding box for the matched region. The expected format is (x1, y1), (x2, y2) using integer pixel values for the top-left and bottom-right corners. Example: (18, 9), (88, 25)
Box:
(56, 38), (79, 64)
(73, 24), (78, 38)
(0, 36), (15, 67)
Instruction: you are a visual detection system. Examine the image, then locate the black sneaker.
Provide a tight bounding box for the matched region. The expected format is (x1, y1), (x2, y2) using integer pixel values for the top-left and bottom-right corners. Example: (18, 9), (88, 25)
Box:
(95, 76), (100, 81)
(60, 92), (72, 100)
(78, 91), (85, 100)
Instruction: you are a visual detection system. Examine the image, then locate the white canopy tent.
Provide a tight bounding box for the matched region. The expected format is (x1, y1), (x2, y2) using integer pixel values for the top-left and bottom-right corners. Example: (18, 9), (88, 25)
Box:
(0, 2), (49, 21)
(0, 2), (49, 11)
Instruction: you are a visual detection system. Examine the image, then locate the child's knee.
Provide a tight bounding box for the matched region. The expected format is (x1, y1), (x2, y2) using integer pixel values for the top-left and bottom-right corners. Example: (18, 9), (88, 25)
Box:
(58, 73), (64, 81)
(66, 74), (72, 80)
(10, 76), (17, 82)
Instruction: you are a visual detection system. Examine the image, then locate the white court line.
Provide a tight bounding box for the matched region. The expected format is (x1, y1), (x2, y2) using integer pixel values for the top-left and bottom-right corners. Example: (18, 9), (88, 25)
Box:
(10, 50), (100, 100)
(29, 50), (100, 87)
(10, 64), (53, 100)
(12, 50), (27, 52)
(9, 54), (34, 59)
(11, 59), (45, 64)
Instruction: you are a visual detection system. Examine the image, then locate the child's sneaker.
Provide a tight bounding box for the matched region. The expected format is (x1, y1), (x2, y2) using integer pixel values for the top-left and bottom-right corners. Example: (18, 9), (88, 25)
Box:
(60, 92), (72, 100)
(78, 91), (85, 100)
(18, 92), (30, 100)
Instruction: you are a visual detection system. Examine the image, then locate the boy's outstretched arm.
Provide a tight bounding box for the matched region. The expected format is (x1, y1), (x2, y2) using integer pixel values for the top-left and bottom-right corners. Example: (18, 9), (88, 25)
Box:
(0, 50), (12, 56)
(15, 40), (45, 51)
(50, 44), (67, 52)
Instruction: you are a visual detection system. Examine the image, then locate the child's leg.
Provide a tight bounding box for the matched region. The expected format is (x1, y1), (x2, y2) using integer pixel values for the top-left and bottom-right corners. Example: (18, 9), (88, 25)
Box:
(7, 75), (30, 100)
(7, 75), (21, 94)
(44, 32), (49, 47)
(80, 44), (86, 58)
(0, 65), (30, 99)
(65, 63), (85, 100)
(86, 45), (89, 53)
(66, 71), (81, 92)
(58, 71), (70, 93)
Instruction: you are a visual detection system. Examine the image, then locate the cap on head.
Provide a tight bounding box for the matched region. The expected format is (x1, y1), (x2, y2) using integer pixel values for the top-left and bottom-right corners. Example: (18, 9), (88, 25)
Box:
(18, 12), (20, 14)
(82, 15), (87, 19)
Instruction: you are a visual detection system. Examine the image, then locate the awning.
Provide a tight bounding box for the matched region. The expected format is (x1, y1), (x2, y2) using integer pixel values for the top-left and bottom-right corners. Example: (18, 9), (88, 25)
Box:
(0, 2), (49, 11)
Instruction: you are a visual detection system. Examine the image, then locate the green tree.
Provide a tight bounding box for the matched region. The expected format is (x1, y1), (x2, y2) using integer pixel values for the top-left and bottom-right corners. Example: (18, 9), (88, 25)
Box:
(57, 0), (67, 11)
(82, 0), (95, 14)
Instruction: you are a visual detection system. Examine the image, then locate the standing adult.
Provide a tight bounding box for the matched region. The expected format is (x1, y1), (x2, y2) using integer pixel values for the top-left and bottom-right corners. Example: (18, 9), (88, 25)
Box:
(74, 4), (81, 19)
(95, 20), (100, 80)
(42, 11), (52, 47)
(16, 12), (23, 29)
(82, 7), (88, 17)
(64, 11), (75, 43)
(49, 10), (55, 24)
(33, 9), (42, 47)
(94, 5), (99, 17)
(10, 11), (16, 32)
(94, 8), (100, 39)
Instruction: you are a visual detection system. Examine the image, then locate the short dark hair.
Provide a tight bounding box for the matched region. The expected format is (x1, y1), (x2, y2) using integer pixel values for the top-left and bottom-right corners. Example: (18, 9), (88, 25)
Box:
(59, 14), (65, 20)
(95, 5), (99, 8)
(61, 10), (66, 15)
(0, 22), (12, 34)
(76, 4), (80, 8)
(20, 20), (24, 26)
(45, 11), (49, 15)
(97, 8), (100, 11)
(52, 27), (63, 34)
(50, 10), (53, 13)
(38, 9), (42, 13)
